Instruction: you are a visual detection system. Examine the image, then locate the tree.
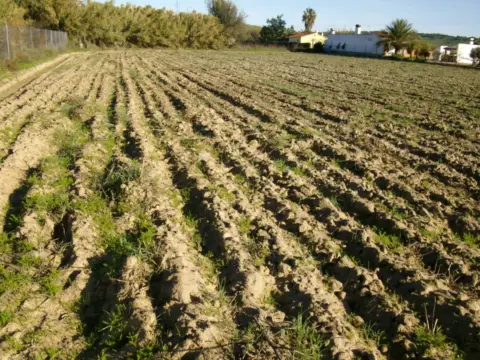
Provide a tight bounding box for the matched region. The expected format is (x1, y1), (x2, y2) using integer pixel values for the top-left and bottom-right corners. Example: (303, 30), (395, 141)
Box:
(377, 19), (418, 54)
(260, 15), (286, 42)
(405, 40), (418, 57)
(206, 0), (245, 39)
(471, 47), (480, 67)
(416, 41), (431, 58)
(0, 0), (27, 25)
(302, 8), (316, 32)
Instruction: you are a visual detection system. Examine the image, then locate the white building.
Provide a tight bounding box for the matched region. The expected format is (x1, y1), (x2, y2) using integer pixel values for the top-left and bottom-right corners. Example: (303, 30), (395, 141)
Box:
(324, 25), (392, 56)
(456, 39), (479, 65)
(288, 31), (327, 49)
(433, 38), (479, 65)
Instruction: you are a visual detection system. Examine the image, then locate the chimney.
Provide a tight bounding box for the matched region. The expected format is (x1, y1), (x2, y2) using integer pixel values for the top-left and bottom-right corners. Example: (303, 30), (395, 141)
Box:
(470, 38), (475, 45)
(355, 24), (362, 35)
(331, 28), (336, 35)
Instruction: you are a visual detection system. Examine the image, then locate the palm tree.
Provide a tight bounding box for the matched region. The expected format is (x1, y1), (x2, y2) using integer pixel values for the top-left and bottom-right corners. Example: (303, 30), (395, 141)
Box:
(302, 8), (316, 32)
(377, 19), (418, 54)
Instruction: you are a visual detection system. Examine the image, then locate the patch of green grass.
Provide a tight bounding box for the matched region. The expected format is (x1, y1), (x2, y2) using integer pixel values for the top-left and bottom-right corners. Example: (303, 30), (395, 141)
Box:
(420, 228), (442, 242)
(100, 303), (129, 348)
(76, 193), (116, 243)
(0, 266), (29, 295)
(180, 138), (201, 151)
(0, 311), (12, 326)
(196, 160), (209, 176)
(129, 68), (138, 78)
(274, 159), (289, 173)
(105, 215), (157, 263)
(233, 173), (247, 184)
(460, 232), (479, 248)
(374, 230), (403, 250)
(39, 269), (61, 296)
(414, 325), (461, 358)
(23, 328), (45, 345)
(390, 205), (407, 221)
(291, 166), (307, 177)
(331, 158), (343, 169)
(101, 159), (141, 201)
(271, 133), (295, 149)
(4, 334), (23, 352)
(360, 322), (386, 347)
(286, 314), (325, 360)
(209, 185), (235, 202)
(205, 251), (228, 275)
(59, 96), (85, 120)
(238, 216), (252, 237)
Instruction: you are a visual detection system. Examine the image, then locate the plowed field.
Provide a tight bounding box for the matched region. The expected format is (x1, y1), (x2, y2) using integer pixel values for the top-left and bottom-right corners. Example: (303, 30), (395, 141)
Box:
(0, 50), (479, 360)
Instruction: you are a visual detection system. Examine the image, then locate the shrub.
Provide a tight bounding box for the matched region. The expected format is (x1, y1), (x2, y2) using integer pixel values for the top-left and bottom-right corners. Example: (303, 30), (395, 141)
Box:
(471, 47), (480, 67)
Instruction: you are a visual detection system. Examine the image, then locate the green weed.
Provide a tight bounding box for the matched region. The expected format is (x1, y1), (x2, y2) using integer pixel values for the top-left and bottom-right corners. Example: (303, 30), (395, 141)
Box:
(0, 311), (12, 326)
(374, 230), (402, 250)
(0, 266), (28, 295)
(238, 216), (252, 236)
(292, 166), (307, 177)
(331, 158), (343, 169)
(274, 159), (289, 173)
(414, 325), (461, 358)
(360, 322), (386, 347)
(460, 233), (479, 248)
(39, 269), (61, 296)
(286, 314), (325, 360)
(101, 304), (128, 348)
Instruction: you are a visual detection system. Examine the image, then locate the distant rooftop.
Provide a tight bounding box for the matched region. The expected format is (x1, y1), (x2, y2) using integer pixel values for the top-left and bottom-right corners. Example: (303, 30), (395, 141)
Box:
(288, 32), (316, 39)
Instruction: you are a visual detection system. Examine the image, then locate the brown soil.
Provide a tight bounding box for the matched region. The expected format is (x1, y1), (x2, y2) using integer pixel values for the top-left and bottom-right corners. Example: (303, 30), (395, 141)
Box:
(0, 50), (479, 360)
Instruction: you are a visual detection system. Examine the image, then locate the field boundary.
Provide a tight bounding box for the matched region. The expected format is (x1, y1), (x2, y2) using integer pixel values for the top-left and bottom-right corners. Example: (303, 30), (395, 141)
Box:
(0, 53), (72, 101)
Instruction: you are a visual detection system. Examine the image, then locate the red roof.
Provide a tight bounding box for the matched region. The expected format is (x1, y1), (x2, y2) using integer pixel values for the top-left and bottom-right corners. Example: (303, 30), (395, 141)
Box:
(288, 32), (315, 39)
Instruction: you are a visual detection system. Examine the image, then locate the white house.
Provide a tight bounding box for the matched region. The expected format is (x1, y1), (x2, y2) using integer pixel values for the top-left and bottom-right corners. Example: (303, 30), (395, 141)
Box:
(456, 39), (479, 65)
(324, 24), (393, 56)
(288, 31), (327, 49)
(434, 38), (479, 65)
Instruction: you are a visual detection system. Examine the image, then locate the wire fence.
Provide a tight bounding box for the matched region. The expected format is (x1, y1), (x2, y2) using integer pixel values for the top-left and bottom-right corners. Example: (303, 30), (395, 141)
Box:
(0, 24), (68, 61)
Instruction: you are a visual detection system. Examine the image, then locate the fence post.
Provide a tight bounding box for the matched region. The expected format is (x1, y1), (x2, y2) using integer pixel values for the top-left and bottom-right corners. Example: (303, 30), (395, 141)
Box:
(5, 24), (11, 60)
(30, 27), (33, 48)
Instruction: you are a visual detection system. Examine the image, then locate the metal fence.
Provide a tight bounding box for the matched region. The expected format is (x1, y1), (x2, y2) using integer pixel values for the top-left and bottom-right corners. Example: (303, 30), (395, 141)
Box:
(0, 25), (68, 61)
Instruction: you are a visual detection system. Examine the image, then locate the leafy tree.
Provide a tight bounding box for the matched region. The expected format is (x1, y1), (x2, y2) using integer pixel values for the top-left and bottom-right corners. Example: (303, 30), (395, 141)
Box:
(471, 47), (480, 67)
(377, 19), (418, 54)
(260, 15), (286, 42)
(405, 40), (418, 57)
(302, 8), (316, 32)
(285, 25), (296, 37)
(416, 41), (431, 58)
(7, 0), (227, 49)
(0, 0), (27, 25)
(206, 0), (245, 40)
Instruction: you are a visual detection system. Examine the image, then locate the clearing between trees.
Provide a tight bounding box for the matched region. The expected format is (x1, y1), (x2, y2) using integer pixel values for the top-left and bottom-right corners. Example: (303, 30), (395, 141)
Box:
(0, 50), (479, 360)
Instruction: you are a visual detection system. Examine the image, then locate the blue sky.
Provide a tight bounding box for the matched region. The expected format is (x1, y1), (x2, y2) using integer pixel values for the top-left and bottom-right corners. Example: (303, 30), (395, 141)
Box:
(102, 0), (479, 36)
